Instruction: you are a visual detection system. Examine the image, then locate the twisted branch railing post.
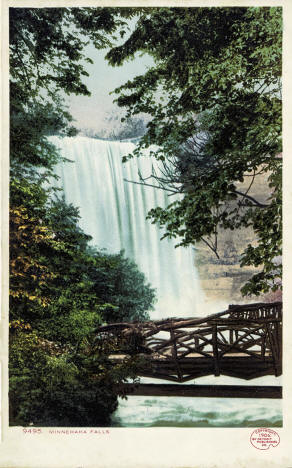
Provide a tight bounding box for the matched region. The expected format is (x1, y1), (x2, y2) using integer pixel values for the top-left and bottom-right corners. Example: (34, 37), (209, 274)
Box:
(171, 326), (182, 381)
(212, 324), (220, 376)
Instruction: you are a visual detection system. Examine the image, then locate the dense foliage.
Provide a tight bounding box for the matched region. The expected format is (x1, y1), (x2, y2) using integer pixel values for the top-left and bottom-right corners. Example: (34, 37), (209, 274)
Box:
(10, 7), (134, 171)
(107, 7), (282, 296)
(9, 179), (154, 425)
(9, 7), (154, 426)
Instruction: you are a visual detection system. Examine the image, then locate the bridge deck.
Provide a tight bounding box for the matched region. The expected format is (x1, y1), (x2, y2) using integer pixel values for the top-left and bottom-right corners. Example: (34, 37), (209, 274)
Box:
(110, 352), (277, 381)
(121, 383), (282, 399)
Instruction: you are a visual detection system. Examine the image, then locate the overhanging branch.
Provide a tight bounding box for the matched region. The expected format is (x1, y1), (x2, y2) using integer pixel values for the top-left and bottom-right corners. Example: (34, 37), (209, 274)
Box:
(232, 190), (269, 208)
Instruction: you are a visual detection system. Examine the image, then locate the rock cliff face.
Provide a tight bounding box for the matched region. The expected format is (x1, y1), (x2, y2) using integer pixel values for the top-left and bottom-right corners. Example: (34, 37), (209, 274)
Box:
(195, 226), (260, 304)
(195, 170), (280, 305)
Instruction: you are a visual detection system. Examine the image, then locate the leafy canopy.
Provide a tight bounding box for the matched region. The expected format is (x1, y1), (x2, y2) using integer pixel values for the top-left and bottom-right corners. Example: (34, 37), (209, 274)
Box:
(106, 7), (282, 296)
(10, 7), (134, 170)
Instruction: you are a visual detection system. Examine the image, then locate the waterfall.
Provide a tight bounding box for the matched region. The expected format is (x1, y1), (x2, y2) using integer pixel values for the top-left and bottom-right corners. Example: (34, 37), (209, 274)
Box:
(49, 135), (281, 427)
(50, 135), (204, 320)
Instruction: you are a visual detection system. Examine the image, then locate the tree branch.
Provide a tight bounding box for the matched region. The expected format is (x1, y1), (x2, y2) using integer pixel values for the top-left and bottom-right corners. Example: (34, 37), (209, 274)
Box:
(123, 178), (180, 194)
(201, 237), (220, 259)
(232, 190), (269, 208)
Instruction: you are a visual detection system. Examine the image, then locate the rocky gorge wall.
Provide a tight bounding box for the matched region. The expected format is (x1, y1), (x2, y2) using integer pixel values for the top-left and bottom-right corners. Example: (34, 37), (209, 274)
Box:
(195, 226), (260, 304)
(195, 170), (281, 305)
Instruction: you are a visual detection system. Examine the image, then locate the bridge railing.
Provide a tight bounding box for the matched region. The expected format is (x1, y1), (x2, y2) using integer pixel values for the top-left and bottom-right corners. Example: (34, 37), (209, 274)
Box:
(95, 302), (282, 382)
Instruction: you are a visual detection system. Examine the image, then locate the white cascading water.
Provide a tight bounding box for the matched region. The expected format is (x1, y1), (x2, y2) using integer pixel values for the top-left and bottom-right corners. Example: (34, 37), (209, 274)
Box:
(50, 135), (281, 427)
(50, 135), (205, 319)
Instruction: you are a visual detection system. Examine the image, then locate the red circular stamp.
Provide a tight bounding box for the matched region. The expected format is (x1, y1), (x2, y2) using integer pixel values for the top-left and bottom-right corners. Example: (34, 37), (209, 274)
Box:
(250, 428), (280, 450)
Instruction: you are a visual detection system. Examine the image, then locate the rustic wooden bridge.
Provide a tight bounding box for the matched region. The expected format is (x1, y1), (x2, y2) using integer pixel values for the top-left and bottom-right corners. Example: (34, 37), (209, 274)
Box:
(95, 302), (282, 399)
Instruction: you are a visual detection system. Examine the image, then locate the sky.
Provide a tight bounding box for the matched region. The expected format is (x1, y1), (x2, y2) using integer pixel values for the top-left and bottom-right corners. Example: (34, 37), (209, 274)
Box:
(66, 42), (154, 133)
